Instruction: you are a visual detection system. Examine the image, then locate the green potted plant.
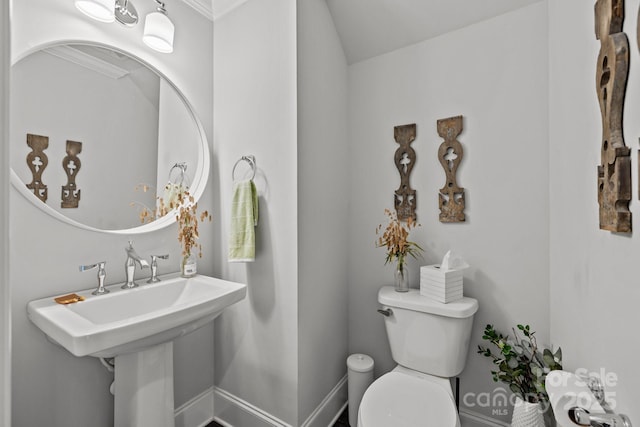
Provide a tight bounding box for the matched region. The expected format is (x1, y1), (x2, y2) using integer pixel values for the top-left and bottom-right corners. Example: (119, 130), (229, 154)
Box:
(478, 324), (562, 427)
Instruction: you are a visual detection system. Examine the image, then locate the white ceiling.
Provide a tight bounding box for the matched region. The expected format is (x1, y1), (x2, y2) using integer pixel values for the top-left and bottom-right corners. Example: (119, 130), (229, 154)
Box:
(325, 0), (543, 64)
(208, 0), (543, 64)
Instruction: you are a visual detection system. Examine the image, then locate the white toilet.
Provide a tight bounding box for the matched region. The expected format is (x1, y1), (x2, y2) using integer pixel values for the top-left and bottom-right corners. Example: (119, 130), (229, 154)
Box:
(357, 286), (478, 427)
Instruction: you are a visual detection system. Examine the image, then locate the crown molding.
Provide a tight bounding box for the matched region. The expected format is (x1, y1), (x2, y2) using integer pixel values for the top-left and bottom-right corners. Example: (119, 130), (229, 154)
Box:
(211, 0), (248, 20)
(182, 0), (214, 21)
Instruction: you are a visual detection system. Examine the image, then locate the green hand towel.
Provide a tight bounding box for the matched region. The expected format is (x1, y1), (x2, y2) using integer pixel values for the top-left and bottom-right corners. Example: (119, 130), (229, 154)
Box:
(228, 179), (258, 262)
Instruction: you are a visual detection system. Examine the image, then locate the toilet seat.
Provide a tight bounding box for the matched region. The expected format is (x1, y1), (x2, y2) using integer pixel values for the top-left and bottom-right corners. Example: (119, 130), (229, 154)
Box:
(358, 371), (459, 427)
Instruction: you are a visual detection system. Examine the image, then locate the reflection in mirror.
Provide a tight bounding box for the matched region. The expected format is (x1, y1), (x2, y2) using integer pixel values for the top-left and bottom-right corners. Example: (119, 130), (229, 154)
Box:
(10, 43), (206, 232)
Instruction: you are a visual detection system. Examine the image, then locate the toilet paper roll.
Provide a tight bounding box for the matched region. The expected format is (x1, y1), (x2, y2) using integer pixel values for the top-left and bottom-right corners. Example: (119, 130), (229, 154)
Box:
(546, 371), (605, 427)
(550, 393), (604, 427)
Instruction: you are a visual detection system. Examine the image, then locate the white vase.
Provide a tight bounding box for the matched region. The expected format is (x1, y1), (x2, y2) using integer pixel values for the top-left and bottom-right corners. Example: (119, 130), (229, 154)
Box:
(511, 397), (545, 427)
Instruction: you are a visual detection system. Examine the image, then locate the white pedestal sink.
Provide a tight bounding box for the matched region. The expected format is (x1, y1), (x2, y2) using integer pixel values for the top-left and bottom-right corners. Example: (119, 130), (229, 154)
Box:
(27, 273), (247, 427)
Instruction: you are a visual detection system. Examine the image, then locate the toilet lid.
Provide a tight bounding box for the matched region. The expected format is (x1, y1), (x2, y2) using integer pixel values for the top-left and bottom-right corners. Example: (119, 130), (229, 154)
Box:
(359, 372), (458, 427)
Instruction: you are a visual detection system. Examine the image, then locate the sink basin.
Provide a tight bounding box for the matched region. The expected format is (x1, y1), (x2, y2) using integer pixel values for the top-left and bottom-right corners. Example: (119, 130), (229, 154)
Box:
(28, 272), (246, 427)
(27, 273), (247, 358)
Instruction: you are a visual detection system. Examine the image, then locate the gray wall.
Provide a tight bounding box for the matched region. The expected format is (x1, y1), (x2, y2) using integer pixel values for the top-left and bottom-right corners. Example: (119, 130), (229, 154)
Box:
(1, 0), (10, 425)
(346, 3), (549, 424)
(297, 0), (349, 424)
(549, 0), (640, 422)
(10, 1), (215, 426)
(213, 0), (300, 424)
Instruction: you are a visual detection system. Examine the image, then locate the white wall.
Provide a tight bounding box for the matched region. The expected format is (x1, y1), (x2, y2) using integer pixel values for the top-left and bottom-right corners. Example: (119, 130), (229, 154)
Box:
(1, 0), (10, 425)
(297, 0), (349, 424)
(549, 0), (640, 422)
(10, 1), (214, 425)
(212, 0), (299, 425)
(346, 3), (549, 423)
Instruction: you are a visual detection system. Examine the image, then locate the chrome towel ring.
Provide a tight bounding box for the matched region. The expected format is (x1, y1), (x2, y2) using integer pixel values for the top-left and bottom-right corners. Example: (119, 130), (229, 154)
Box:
(232, 155), (257, 181)
(168, 162), (189, 187)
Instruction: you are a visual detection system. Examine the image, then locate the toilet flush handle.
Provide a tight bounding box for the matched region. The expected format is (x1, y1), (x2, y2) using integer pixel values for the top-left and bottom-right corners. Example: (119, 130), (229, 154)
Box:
(377, 308), (393, 317)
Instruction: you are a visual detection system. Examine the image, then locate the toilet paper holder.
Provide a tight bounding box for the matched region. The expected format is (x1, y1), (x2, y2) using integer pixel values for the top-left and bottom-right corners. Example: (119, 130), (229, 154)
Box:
(546, 371), (632, 427)
(568, 375), (632, 427)
(567, 406), (631, 427)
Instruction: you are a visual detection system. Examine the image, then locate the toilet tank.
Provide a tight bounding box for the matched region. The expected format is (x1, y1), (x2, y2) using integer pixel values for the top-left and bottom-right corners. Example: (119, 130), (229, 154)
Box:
(378, 286), (478, 378)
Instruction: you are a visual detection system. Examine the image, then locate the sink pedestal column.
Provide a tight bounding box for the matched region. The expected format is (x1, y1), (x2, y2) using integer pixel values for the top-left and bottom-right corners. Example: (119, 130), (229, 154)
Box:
(114, 342), (175, 427)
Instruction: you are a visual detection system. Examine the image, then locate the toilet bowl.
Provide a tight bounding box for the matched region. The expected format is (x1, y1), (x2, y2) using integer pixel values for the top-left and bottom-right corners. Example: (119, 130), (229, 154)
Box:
(357, 286), (478, 427)
(357, 366), (459, 427)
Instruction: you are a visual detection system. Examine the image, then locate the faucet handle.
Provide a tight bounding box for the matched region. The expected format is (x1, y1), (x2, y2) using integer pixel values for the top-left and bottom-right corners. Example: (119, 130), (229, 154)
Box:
(80, 261), (108, 295)
(148, 254), (169, 283)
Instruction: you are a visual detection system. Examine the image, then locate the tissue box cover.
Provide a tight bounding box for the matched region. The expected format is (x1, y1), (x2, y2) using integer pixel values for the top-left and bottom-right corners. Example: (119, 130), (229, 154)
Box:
(420, 265), (464, 281)
(420, 264), (464, 303)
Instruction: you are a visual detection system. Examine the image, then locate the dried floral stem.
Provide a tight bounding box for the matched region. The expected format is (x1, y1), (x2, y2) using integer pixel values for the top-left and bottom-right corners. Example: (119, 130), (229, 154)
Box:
(134, 183), (212, 259)
(376, 208), (423, 266)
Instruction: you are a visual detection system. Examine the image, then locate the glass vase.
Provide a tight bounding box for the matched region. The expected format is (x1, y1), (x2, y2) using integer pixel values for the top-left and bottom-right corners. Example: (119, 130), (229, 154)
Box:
(394, 261), (409, 292)
(181, 252), (197, 277)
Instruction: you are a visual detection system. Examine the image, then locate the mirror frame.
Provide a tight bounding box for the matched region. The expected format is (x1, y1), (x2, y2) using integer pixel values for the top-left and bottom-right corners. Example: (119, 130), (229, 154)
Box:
(10, 40), (210, 234)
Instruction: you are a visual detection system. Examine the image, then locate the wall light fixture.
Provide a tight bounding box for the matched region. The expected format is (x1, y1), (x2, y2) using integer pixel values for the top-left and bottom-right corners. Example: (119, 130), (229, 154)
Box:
(143, 1), (175, 53)
(74, 0), (174, 54)
(75, 0), (116, 23)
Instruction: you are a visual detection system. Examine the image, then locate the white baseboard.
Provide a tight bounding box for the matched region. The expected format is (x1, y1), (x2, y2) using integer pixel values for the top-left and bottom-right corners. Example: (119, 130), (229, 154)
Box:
(459, 408), (510, 427)
(301, 375), (348, 427)
(175, 382), (503, 427)
(214, 386), (293, 427)
(175, 387), (215, 427)
(213, 375), (348, 427)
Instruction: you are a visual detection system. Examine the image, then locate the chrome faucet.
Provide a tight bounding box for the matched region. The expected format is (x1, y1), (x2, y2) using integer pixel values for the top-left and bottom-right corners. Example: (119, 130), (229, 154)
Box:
(80, 261), (108, 295)
(122, 241), (149, 289)
(147, 254), (169, 283)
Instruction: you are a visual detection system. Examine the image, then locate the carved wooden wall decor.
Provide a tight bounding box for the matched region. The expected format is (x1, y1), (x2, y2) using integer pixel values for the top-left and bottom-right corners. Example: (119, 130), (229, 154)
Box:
(61, 140), (82, 208)
(595, 0), (631, 232)
(393, 124), (417, 221)
(437, 115), (465, 223)
(25, 133), (49, 203)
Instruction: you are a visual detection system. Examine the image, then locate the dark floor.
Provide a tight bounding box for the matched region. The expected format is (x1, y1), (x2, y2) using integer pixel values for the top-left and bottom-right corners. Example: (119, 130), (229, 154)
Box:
(333, 406), (350, 426)
(206, 406), (350, 427)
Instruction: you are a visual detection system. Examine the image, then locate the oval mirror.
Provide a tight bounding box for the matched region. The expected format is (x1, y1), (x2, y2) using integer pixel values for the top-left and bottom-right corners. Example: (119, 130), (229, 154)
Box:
(10, 43), (209, 234)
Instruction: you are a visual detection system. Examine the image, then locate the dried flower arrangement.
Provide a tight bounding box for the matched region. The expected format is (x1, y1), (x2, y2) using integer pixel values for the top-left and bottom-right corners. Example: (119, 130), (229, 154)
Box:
(132, 183), (211, 263)
(375, 208), (423, 267)
(175, 189), (211, 261)
(131, 183), (158, 224)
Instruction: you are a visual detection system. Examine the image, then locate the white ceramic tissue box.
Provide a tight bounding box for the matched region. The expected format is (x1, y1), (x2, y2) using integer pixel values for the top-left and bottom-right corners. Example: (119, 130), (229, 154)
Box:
(420, 264), (464, 303)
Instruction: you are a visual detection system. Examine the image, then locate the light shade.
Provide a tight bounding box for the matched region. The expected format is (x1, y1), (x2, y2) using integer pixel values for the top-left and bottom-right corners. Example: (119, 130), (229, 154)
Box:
(143, 11), (175, 53)
(75, 0), (116, 23)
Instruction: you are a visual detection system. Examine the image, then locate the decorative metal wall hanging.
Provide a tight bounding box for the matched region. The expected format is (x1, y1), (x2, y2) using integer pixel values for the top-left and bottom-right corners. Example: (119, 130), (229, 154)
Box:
(25, 133), (49, 203)
(437, 115), (465, 223)
(61, 140), (82, 208)
(393, 124), (417, 221)
(595, 0), (631, 232)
